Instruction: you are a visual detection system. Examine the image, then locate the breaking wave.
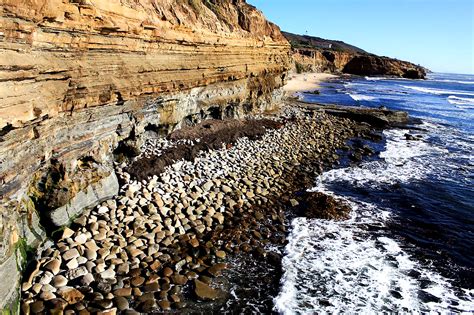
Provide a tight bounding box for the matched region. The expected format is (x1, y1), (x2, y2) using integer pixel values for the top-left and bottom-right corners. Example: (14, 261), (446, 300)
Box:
(275, 128), (474, 314)
(348, 93), (377, 101)
(401, 85), (474, 96)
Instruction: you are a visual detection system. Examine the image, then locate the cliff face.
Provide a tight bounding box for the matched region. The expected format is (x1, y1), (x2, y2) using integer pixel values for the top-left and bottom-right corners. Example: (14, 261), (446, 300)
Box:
(0, 0), (290, 308)
(284, 32), (426, 79)
(342, 55), (427, 79)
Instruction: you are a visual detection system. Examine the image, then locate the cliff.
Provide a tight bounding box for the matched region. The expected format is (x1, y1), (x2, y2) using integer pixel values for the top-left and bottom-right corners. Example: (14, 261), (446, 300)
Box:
(284, 31), (426, 79)
(0, 0), (290, 309)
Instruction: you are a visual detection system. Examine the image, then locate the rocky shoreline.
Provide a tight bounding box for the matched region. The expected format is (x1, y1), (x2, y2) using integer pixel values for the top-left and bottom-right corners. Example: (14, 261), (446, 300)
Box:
(19, 102), (405, 314)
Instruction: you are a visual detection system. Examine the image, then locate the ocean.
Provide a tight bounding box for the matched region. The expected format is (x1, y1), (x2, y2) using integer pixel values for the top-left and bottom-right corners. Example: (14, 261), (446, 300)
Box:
(275, 73), (474, 313)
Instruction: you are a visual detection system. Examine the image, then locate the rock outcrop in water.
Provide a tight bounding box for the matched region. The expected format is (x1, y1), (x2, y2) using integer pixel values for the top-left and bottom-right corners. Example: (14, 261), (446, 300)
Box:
(283, 31), (427, 79)
(0, 0), (290, 308)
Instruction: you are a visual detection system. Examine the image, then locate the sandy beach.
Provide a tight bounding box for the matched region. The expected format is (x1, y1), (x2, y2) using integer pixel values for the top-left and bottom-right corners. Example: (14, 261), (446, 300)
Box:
(284, 72), (338, 96)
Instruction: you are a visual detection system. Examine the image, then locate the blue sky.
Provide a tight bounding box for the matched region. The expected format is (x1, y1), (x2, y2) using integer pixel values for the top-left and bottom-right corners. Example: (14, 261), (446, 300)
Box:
(248, 0), (474, 74)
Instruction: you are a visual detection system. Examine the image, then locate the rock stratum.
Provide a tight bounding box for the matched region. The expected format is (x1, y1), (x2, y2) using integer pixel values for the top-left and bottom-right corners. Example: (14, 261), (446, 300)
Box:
(284, 31), (427, 79)
(0, 0), (290, 309)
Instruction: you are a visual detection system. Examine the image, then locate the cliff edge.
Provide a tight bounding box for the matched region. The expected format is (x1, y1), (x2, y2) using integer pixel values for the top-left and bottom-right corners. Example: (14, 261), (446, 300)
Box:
(0, 0), (290, 309)
(284, 31), (427, 79)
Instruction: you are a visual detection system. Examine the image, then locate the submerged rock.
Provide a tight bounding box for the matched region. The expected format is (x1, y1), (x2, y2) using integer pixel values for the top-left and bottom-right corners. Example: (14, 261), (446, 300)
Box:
(194, 279), (220, 301)
(299, 192), (351, 220)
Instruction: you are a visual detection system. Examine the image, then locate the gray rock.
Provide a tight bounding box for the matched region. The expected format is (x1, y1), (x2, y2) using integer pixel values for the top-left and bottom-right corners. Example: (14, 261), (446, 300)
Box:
(44, 259), (61, 275)
(66, 266), (88, 280)
(52, 275), (68, 288)
(100, 268), (116, 280)
(48, 172), (119, 227)
(63, 248), (80, 261)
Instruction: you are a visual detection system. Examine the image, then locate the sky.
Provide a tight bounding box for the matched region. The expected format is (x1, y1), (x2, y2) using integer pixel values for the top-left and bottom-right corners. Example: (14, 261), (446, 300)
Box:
(248, 0), (474, 74)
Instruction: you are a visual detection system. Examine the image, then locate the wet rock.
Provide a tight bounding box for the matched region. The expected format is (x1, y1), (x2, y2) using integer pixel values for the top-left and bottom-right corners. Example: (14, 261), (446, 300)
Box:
(158, 300), (171, 310)
(299, 192), (351, 220)
(171, 274), (188, 285)
(289, 199), (299, 207)
(418, 290), (441, 303)
(138, 299), (158, 312)
(194, 279), (220, 301)
(215, 250), (226, 259)
(390, 290), (403, 299)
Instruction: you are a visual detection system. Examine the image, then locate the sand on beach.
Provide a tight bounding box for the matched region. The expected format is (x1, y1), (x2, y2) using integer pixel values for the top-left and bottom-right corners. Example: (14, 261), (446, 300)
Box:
(284, 72), (338, 96)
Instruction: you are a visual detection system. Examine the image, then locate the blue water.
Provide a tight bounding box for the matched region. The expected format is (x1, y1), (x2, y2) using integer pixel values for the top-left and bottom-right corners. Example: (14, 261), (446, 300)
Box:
(276, 73), (474, 313)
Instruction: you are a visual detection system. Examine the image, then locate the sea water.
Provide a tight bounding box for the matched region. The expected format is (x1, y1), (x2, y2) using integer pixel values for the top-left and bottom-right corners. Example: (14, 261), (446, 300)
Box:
(275, 73), (474, 313)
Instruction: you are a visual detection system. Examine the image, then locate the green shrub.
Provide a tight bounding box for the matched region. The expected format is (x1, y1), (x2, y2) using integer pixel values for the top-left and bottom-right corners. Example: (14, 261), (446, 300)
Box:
(295, 62), (305, 74)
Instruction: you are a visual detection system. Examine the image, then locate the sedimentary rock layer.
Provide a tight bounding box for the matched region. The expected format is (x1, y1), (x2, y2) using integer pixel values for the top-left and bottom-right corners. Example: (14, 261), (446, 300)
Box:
(0, 0), (290, 309)
(284, 32), (426, 79)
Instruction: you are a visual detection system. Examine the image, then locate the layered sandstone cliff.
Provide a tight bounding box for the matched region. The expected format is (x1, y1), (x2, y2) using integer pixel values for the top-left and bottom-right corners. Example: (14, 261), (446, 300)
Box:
(284, 31), (427, 79)
(0, 0), (290, 308)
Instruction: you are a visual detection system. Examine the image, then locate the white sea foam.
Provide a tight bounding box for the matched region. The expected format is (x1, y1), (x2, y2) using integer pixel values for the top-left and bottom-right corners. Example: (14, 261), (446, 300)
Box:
(448, 95), (474, 104)
(435, 79), (474, 85)
(316, 129), (446, 188)
(448, 96), (474, 110)
(275, 128), (474, 314)
(365, 76), (386, 81)
(348, 93), (376, 101)
(365, 76), (411, 82)
(401, 85), (474, 96)
(275, 214), (474, 313)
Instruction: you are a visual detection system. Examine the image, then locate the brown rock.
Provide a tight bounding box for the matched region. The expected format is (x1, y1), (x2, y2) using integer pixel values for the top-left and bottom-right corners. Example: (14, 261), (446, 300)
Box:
(162, 267), (173, 277)
(171, 275), (188, 285)
(194, 279), (219, 301)
(207, 263), (227, 277)
(302, 192), (351, 220)
(143, 282), (160, 292)
(113, 288), (132, 297)
(44, 259), (61, 275)
(0, 0), (290, 305)
(158, 300), (171, 310)
(59, 288), (85, 305)
(114, 296), (129, 311)
(139, 299), (158, 313)
(52, 275), (68, 288)
(189, 238), (199, 248)
(130, 276), (145, 287)
(215, 250), (226, 259)
(150, 260), (161, 271)
(46, 298), (68, 312)
(97, 308), (117, 315)
(30, 301), (45, 313)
